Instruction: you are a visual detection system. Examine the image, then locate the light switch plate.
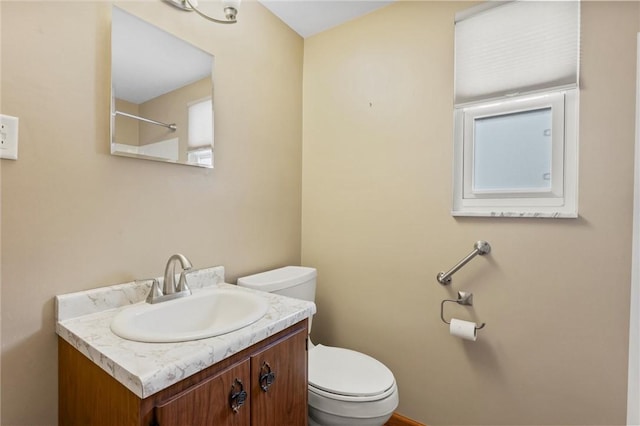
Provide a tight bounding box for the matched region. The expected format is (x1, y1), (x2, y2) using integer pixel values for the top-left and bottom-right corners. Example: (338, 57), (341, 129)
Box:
(0, 114), (19, 160)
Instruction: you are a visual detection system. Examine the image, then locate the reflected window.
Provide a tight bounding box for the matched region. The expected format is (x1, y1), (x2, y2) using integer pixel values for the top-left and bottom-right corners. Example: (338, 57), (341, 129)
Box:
(187, 98), (213, 167)
(188, 98), (213, 148)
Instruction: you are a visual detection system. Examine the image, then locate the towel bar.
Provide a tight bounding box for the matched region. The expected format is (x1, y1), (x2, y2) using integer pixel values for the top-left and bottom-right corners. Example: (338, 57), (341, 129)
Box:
(437, 240), (491, 285)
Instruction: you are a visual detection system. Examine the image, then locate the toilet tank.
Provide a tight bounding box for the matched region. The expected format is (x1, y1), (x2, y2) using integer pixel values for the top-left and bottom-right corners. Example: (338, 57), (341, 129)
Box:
(237, 266), (317, 302)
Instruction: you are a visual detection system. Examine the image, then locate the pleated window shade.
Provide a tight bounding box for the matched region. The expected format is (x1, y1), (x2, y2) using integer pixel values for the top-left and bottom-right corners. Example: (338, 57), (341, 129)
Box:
(454, 1), (580, 105)
(188, 98), (213, 149)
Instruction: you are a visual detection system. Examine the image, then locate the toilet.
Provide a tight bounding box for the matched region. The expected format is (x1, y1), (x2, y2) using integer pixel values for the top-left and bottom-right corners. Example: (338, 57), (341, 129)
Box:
(237, 266), (399, 426)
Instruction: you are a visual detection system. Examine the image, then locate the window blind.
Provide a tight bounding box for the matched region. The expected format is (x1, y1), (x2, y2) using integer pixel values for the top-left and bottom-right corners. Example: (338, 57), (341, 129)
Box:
(188, 99), (213, 149)
(454, 1), (580, 105)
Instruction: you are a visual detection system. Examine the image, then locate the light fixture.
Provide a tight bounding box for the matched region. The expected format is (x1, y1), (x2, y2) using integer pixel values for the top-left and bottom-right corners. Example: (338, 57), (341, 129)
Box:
(163, 0), (240, 24)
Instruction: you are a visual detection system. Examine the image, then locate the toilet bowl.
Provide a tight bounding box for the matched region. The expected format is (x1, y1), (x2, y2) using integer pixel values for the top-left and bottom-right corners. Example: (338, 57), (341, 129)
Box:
(307, 343), (398, 426)
(237, 266), (399, 426)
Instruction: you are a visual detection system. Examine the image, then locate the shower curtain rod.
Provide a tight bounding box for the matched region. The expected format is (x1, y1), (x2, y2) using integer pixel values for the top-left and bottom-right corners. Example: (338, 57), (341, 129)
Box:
(115, 110), (177, 131)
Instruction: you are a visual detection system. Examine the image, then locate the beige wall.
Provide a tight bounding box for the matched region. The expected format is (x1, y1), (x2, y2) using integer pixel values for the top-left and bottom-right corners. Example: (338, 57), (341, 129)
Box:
(114, 98), (140, 146)
(302, 1), (639, 425)
(0, 1), (303, 424)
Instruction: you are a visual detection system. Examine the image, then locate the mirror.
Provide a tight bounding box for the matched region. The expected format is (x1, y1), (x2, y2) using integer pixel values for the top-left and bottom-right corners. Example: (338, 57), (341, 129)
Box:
(111, 7), (214, 168)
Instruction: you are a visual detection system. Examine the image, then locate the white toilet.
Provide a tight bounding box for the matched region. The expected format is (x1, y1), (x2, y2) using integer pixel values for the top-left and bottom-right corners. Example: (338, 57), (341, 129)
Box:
(237, 266), (399, 426)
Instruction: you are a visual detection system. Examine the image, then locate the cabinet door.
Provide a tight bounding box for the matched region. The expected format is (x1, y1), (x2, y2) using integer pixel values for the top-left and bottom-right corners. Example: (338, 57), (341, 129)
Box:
(250, 327), (308, 426)
(155, 359), (251, 426)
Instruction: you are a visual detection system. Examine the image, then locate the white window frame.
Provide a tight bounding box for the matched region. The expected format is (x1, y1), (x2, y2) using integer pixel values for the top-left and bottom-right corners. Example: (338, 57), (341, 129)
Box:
(452, 89), (578, 218)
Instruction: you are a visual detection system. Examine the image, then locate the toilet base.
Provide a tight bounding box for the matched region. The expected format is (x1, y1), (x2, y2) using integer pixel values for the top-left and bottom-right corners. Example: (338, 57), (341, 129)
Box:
(308, 409), (393, 426)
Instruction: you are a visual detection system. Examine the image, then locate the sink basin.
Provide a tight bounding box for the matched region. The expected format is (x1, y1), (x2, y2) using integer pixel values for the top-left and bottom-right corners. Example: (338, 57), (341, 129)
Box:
(110, 288), (269, 343)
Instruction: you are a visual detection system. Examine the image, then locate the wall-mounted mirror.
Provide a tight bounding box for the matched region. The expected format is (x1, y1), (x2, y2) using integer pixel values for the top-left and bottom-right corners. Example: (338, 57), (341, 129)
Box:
(111, 7), (214, 168)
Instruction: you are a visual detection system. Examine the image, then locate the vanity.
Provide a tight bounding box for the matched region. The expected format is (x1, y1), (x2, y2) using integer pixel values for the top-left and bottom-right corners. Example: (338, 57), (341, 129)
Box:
(56, 266), (316, 426)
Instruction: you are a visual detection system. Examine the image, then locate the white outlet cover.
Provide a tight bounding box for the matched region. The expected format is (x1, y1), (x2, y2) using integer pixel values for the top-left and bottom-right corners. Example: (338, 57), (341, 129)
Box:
(0, 114), (19, 160)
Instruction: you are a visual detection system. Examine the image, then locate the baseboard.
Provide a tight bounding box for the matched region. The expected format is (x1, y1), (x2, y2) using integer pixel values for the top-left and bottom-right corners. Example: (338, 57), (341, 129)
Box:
(385, 412), (426, 426)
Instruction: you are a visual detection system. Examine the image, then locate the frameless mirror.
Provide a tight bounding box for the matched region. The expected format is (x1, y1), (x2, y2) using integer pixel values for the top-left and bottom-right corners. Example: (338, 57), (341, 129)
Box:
(111, 7), (214, 168)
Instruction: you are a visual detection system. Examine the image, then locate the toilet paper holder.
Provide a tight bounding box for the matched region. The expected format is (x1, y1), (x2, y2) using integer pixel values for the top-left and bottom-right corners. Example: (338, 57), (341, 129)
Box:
(440, 291), (486, 330)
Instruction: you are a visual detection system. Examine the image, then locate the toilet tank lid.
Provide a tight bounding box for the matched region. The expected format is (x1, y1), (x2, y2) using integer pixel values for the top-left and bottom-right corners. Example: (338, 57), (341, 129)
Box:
(237, 266), (317, 292)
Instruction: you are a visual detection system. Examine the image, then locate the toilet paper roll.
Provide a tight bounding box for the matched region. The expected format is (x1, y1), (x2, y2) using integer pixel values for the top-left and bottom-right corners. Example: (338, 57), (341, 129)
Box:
(450, 318), (478, 341)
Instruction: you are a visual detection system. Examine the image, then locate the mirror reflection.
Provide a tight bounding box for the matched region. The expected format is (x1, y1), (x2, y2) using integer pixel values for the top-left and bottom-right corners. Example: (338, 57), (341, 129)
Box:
(111, 7), (214, 168)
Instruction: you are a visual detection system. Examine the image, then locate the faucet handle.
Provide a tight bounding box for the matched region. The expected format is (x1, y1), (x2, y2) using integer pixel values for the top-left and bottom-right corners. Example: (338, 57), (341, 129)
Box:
(145, 279), (163, 304)
(176, 270), (192, 294)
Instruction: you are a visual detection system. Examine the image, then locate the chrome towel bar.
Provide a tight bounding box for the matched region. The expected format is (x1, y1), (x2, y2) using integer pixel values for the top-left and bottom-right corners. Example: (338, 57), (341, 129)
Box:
(437, 240), (491, 285)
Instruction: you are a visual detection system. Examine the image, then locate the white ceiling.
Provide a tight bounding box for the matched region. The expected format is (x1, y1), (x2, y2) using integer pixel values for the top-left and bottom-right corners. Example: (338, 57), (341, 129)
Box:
(258, 0), (395, 38)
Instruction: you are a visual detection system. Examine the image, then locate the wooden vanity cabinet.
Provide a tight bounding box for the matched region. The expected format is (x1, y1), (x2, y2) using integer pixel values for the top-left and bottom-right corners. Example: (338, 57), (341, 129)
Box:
(154, 359), (251, 426)
(59, 319), (308, 426)
(250, 326), (308, 425)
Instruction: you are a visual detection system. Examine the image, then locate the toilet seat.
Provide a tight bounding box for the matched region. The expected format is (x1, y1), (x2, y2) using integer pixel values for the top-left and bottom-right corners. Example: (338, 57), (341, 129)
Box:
(309, 344), (396, 402)
(308, 345), (399, 424)
(308, 381), (399, 421)
(309, 382), (397, 403)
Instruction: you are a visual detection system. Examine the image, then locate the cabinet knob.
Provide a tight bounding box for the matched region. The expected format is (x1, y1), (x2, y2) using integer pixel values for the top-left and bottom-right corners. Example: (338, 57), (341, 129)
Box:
(259, 361), (276, 392)
(229, 378), (247, 413)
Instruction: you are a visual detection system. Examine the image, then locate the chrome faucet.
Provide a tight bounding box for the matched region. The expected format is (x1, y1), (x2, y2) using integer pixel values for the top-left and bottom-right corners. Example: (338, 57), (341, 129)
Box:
(146, 254), (193, 304)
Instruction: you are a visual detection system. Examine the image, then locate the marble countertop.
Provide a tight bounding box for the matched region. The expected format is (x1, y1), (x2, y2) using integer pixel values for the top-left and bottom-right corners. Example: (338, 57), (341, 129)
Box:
(55, 266), (316, 399)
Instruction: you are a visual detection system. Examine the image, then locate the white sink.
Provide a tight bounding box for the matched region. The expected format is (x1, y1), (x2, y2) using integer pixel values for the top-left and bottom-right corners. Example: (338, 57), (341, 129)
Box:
(110, 287), (269, 343)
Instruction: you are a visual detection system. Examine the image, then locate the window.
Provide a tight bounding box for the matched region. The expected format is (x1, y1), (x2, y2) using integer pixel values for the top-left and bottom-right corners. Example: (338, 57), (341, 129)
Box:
(452, 1), (580, 218)
(188, 98), (213, 167)
(473, 107), (553, 194)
